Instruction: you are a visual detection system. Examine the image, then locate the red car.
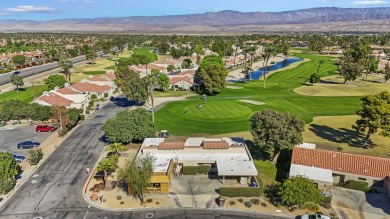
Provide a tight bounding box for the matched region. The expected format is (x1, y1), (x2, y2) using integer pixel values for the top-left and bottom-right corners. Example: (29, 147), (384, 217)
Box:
(36, 125), (56, 133)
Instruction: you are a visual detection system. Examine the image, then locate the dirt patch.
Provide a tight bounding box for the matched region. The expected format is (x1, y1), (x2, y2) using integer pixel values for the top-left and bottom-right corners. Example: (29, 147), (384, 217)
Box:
(239, 100), (266, 105)
(226, 86), (243, 89)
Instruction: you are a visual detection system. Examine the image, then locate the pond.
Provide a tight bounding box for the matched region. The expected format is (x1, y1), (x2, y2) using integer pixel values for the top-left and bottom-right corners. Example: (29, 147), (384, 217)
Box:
(249, 57), (303, 80)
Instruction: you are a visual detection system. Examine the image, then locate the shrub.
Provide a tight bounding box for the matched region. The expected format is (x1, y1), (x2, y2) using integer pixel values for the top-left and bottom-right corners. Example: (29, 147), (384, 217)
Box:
(104, 93), (109, 98)
(89, 182), (105, 192)
(250, 198), (260, 205)
(344, 180), (370, 192)
(305, 203), (319, 211)
(238, 198), (243, 203)
(91, 94), (97, 99)
(336, 146), (343, 151)
(146, 198), (153, 203)
(220, 187), (263, 197)
(229, 201), (236, 205)
(319, 196), (332, 209)
(156, 201), (159, 204)
(120, 201), (125, 205)
(80, 114), (85, 120)
(0, 179), (16, 195)
(261, 202), (267, 207)
(182, 165), (210, 175)
(27, 148), (44, 165)
(244, 201), (252, 208)
(117, 195), (122, 200)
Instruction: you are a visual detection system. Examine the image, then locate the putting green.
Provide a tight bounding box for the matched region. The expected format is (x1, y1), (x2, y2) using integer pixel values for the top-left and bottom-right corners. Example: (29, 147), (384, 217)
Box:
(164, 101), (253, 121)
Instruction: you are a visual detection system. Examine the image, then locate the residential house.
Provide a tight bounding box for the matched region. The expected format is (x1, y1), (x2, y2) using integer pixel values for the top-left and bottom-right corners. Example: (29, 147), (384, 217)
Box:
(290, 147), (390, 191)
(131, 137), (258, 194)
(70, 81), (113, 99)
(168, 76), (194, 90)
(86, 71), (117, 89)
(34, 92), (74, 108)
(53, 87), (89, 113)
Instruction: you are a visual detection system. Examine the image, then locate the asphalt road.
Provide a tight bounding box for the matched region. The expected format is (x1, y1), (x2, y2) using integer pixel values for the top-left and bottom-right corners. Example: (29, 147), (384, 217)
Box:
(0, 126), (52, 156)
(0, 97), (292, 219)
(0, 50), (111, 86)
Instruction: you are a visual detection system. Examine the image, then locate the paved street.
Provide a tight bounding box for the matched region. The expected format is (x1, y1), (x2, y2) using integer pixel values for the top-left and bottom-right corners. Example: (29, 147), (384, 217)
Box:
(0, 126), (52, 156)
(0, 97), (136, 218)
(0, 97), (292, 219)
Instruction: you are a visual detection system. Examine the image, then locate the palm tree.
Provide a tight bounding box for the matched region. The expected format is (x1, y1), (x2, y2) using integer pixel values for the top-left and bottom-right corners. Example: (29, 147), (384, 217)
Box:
(146, 72), (157, 122)
(97, 159), (116, 190)
(110, 142), (124, 155)
(118, 155), (154, 204)
(262, 46), (276, 88)
(58, 58), (73, 82)
(316, 60), (325, 74)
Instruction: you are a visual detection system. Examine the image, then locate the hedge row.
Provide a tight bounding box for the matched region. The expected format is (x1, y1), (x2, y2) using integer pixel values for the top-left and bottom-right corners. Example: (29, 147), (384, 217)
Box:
(182, 166), (210, 175)
(345, 180), (370, 192)
(220, 187), (263, 197)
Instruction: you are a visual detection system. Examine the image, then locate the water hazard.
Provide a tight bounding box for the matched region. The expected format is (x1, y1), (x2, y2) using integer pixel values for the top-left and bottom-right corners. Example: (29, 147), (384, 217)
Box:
(249, 57), (303, 80)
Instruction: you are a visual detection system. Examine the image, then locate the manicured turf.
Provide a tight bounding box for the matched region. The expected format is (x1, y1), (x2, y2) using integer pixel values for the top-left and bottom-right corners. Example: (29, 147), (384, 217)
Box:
(83, 71), (106, 75)
(133, 48), (157, 62)
(0, 85), (49, 102)
(155, 53), (361, 136)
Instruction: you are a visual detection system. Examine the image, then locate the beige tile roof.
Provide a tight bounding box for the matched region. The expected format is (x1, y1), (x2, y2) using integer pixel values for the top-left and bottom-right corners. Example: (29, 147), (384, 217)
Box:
(203, 141), (229, 149)
(37, 93), (72, 107)
(169, 76), (193, 85)
(158, 142), (185, 150)
(57, 87), (78, 95)
(71, 82), (110, 93)
(292, 147), (390, 178)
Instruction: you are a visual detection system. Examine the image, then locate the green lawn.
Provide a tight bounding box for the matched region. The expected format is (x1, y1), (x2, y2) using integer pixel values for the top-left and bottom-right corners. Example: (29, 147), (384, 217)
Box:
(0, 85), (49, 102)
(83, 71), (106, 75)
(155, 53), (361, 136)
(133, 48), (157, 62)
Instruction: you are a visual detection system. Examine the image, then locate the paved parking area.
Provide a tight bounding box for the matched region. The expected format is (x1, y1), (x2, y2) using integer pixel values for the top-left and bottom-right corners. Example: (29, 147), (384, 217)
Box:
(0, 125), (53, 156)
(331, 186), (390, 219)
(169, 175), (222, 208)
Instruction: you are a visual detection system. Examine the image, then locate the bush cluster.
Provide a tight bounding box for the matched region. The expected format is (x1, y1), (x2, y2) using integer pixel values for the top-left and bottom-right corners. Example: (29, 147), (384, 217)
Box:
(319, 196), (332, 209)
(182, 165), (210, 175)
(0, 179), (16, 195)
(244, 201), (252, 208)
(220, 187), (263, 197)
(27, 148), (44, 165)
(343, 180), (371, 192)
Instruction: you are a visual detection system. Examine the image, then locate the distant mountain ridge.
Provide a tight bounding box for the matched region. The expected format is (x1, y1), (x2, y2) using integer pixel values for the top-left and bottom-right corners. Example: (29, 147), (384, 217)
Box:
(1, 7), (390, 33)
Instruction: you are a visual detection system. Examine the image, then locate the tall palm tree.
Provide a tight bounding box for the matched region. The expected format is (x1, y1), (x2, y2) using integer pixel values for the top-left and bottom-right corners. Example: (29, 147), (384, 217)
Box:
(146, 72), (157, 122)
(316, 60), (325, 74)
(262, 46), (276, 88)
(58, 58), (73, 82)
(97, 159), (116, 190)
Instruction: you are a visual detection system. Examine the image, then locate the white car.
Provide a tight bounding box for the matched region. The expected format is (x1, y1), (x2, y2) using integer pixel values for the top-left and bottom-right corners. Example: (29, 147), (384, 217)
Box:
(297, 214), (331, 219)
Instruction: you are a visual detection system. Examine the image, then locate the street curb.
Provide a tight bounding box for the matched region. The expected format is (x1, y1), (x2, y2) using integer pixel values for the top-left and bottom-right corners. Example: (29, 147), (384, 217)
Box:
(0, 117), (84, 208)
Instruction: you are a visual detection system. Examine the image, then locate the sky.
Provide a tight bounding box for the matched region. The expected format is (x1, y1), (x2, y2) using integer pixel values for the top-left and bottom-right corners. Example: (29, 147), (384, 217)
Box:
(0, 0), (389, 21)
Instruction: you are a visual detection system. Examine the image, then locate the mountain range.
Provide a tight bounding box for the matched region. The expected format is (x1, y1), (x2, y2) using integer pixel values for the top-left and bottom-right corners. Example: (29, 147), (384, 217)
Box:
(1, 7), (390, 33)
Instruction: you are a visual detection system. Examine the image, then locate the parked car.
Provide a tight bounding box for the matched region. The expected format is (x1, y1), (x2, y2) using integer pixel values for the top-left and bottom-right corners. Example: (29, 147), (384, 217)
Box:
(12, 154), (25, 163)
(17, 141), (40, 149)
(296, 214), (331, 219)
(12, 71), (20, 75)
(36, 125), (56, 133)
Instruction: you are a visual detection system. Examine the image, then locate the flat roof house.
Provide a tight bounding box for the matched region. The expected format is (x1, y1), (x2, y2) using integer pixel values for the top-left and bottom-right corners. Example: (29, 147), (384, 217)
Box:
(132, 137), (258, 194)
(290, 147), (390, 191)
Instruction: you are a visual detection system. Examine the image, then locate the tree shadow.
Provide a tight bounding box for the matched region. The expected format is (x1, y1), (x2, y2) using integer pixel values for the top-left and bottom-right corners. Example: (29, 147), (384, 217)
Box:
(309, 124), (375, 148)
(110, 97), (137, 108)
(275, 149), (292, 183)
(245, 139), (271, 160)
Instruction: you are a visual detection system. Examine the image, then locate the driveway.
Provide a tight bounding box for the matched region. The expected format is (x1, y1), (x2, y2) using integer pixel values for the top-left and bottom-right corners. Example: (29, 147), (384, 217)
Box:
(0, 125), (52, 156)
(169, 175), (222, 208)
(330, 186), (390, 219)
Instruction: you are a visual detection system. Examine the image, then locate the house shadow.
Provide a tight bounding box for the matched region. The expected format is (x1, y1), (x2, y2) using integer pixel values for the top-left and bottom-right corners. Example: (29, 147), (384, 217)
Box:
(309, 124), (374, 148)
(245, 140), (271, 160)
(365, 192), (390, 215)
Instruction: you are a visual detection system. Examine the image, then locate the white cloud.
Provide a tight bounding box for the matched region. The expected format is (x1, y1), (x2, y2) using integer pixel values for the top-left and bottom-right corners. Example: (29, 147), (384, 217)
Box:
(352, 0), (388, 5)
(3, 6), (57, 13)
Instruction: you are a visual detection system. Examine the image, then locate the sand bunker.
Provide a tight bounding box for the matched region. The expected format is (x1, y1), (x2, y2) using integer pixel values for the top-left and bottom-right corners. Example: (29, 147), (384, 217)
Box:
(226, 86), (243, 89)
(239, 100), (266, 105)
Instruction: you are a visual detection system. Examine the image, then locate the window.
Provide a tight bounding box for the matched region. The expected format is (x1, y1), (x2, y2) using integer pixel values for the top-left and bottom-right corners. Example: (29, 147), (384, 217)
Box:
(151, 183), (161, 188)
(358, 177), (366, 181)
